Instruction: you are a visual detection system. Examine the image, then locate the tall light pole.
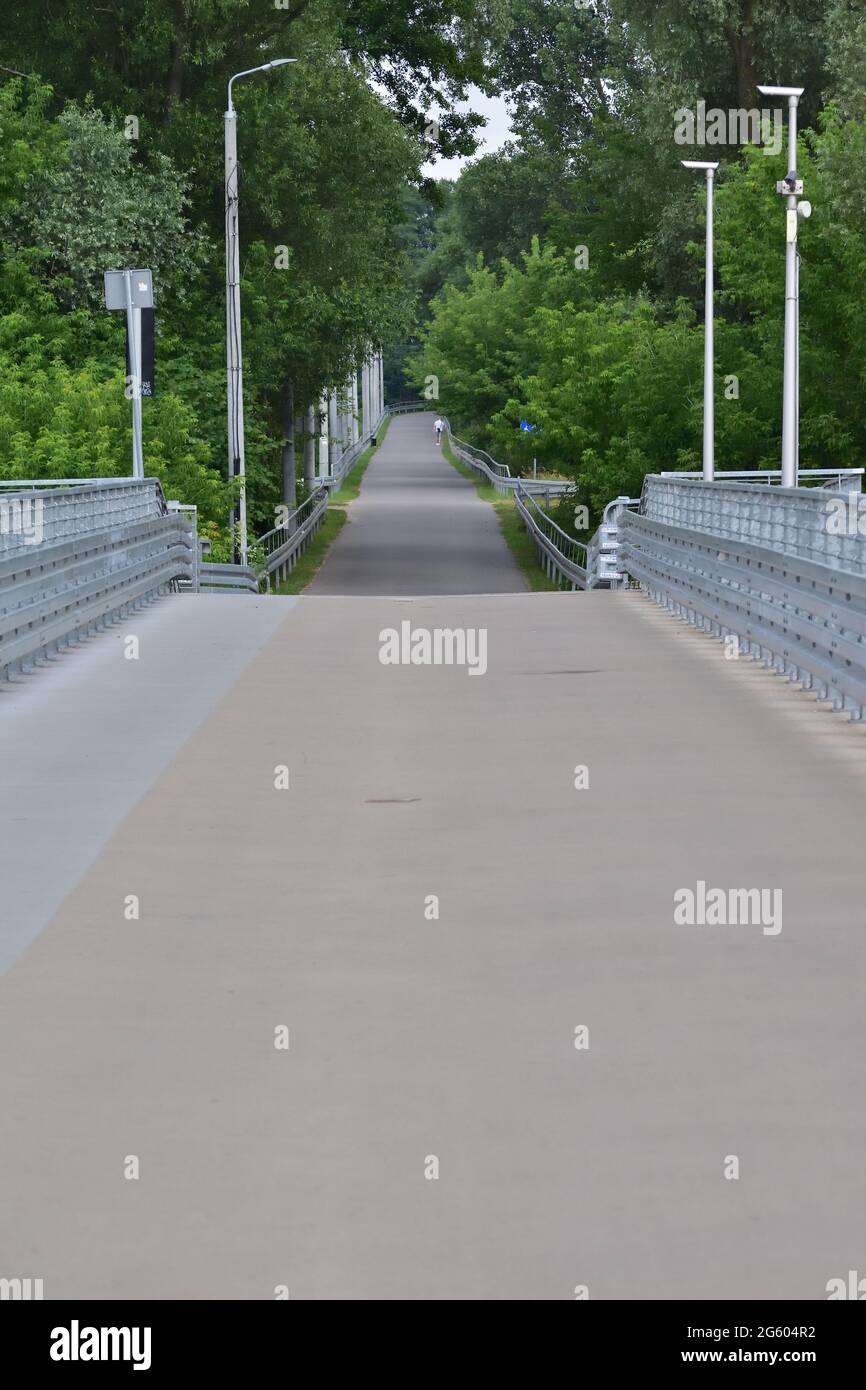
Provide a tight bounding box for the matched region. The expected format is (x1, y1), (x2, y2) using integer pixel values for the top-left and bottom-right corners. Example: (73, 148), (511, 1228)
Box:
(225, 58), (297, 564)
(682, 161), (719, 482)
(795, 251), (801, 463)
(757, 85), (807, 488)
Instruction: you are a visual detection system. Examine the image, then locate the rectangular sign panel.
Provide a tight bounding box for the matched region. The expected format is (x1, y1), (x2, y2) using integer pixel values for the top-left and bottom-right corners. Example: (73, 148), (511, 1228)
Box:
(104, 268), (154, 311)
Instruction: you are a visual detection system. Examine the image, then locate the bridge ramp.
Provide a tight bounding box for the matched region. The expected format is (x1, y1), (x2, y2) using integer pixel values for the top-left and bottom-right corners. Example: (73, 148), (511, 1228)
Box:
(1, 589), (864, 1298)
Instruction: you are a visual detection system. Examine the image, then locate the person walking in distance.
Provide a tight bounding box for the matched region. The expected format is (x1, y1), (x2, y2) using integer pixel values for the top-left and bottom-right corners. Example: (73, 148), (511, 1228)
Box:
(434, 416), (444, 446)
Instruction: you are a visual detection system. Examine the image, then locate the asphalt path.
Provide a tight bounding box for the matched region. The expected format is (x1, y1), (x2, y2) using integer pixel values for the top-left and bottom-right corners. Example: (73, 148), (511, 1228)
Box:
(309, 410), (525, 595)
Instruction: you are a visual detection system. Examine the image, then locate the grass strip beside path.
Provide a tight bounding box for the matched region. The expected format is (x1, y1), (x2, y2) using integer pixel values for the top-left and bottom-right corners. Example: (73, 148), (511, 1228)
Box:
(441, 438), (561, 593)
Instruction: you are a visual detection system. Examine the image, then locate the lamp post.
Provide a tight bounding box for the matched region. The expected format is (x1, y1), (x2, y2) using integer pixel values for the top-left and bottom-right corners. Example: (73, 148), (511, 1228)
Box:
(682, 160), (719, 481)
(225, 58), (297, 564)
(757, 85), (808, 488)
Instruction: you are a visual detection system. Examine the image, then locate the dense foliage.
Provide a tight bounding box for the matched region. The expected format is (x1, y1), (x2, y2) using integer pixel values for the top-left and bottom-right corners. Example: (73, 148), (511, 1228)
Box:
(0, 0), (501, 531)
(406, 0), (866, 528)
(2, 1), (865, 539)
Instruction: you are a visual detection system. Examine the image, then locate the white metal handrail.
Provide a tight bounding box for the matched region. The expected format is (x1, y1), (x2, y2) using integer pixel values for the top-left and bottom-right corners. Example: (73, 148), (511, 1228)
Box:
(257, 488), (327, 558)
(443, 419), (572, 499)
(660, 468), (864, 489)
(514, 483), (590, 589)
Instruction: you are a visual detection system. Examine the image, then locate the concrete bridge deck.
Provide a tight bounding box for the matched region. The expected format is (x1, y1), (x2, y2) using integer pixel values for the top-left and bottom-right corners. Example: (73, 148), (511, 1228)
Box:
(1, 415), (864, 1301)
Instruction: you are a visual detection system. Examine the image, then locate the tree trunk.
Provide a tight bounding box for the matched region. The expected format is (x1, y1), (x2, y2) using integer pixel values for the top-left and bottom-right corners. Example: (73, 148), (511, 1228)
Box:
(166, 1), (186, 120)
(726, 3), (757, 111)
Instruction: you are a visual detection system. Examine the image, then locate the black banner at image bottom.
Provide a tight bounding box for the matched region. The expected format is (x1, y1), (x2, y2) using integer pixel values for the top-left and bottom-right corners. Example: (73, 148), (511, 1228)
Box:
(1, 1298), (861, 1375)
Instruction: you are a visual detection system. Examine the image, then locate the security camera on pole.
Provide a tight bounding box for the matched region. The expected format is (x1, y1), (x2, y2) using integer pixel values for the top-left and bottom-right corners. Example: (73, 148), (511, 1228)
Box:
(757, 85), (810, 488)
(225, 58), (297, 564)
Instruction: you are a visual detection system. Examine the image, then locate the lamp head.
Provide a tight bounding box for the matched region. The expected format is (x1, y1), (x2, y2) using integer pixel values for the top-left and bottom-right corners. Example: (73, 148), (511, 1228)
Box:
(227, 58), (298, 111)
(757, 85), (804, 99)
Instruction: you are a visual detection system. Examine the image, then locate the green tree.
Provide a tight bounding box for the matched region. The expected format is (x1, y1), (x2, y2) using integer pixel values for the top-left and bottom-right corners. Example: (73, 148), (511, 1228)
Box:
(15, 103), (201, 310)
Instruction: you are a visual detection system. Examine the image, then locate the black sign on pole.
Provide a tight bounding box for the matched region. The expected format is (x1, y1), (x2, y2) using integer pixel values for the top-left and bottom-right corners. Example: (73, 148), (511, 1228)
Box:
(125, 307), (155, 397)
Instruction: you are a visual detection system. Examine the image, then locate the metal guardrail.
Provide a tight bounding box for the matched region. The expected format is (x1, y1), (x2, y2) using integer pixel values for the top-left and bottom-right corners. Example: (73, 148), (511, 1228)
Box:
(425, 421), (866, 619)
(206, 406), (391, 593)
(514, 484), (589, 588)
(386, 401), (428, 416)
(0, 477), (171, 557)
(438, 422), (639, 588)
(589, 496), (642, 587)
(257, 486), (329, 587)
(443, 420), (572, 500)
(621, 509), (866, 719)
(0, 484), (195, 681)
(510, 469), (866, 596)
(198, 561), (259, 593)
(0, 477), (169, 491)
(167, 501), (199, 593)
(323, 407), (388, 492)
(641, 475), (866, 575)
(623, 474), (866, 719)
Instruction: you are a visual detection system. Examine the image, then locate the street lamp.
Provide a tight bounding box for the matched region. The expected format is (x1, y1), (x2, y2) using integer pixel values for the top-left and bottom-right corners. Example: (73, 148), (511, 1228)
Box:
(682, 160), (719, 482)
(225, 58), (297, 564)
(757, 84), (805, 488)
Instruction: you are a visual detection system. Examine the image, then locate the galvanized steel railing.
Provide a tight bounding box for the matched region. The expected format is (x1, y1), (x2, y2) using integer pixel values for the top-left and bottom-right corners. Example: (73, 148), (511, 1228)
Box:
(324, 407), (388, 492)
(385, 400), (428, 416)
(641, 475), (866, 575)
(443, 420), (573, 501)
(622, 475), (866, 720)
(0, 477), (171, 556)
(205, 406), (390, 593)
(256, 486), (329, 587)
(198, 561), (259, 594)
(0, 479), (195, 682)
(660, 468), (864, 490)
(514, 484), (590, 589)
